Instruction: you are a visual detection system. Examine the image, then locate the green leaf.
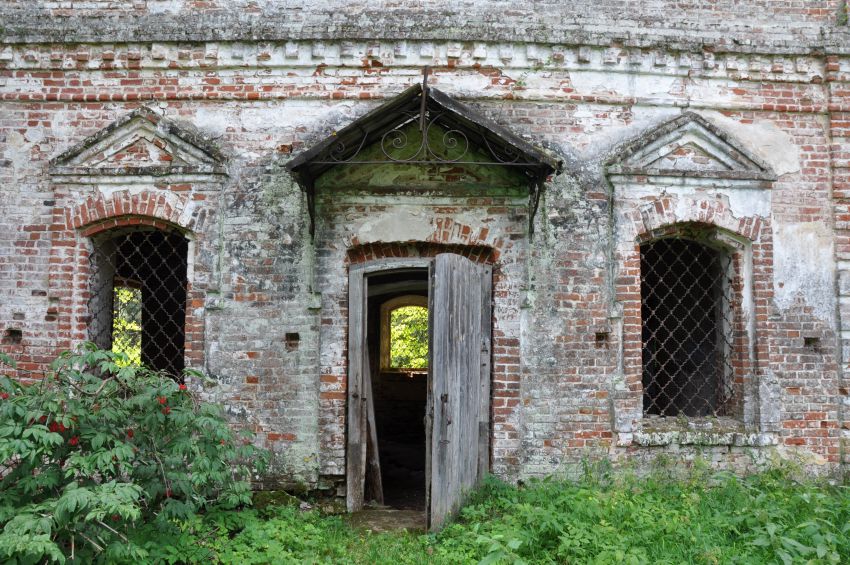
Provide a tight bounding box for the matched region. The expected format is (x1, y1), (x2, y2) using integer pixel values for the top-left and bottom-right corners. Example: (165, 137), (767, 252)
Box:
(54, 485), (94, 523)
(0, 353), (16, 369)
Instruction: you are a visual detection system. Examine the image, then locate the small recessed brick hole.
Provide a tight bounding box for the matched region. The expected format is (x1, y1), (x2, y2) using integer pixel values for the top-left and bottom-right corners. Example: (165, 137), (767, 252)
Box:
(804, 337), (821, 352)
(2, 329), (22, 345)
(285, 332), (300, 351)
(12, 313), (24, 321)
(595, 332), (609, 348)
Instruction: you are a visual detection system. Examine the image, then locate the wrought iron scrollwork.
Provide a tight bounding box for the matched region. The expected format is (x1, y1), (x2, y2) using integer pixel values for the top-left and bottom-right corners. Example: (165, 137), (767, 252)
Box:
(316, 108), (535, 167)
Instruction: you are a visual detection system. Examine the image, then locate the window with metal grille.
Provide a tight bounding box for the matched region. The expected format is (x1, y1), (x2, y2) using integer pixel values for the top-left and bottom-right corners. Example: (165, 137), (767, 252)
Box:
(88, 228), (188, 377)
(640, 237), (735, 417)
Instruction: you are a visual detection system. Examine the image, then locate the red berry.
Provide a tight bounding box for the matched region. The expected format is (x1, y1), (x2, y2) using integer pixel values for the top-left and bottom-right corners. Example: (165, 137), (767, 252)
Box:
(111, 514), (120, 522)
(39, 415), (47, 423)
(165, 489), (172, 498)
(220, 439), (226, 445)
(0, 393), (8, 400)
(69, 436), (79, 446)
(178, 384), (187, 391)
(162, 406), (171, 415)
(126, 429), (134, 439)
(158, 396), (167, 405)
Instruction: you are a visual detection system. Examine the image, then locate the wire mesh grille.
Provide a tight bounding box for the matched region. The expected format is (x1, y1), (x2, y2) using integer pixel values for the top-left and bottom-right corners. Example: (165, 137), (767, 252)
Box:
(640, 237), (735, 417)
(88, 228), (188, 377)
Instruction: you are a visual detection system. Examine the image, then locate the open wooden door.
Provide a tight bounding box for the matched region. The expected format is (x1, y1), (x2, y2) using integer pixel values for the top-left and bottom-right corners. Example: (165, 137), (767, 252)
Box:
(427, 253), (492, 530)
(346, 266), (383, 512)
(347, 266), (368, 512)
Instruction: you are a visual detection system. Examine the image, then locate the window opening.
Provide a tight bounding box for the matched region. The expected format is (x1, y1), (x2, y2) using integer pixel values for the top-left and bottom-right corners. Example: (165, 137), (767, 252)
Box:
(640, 237), (735, 417)
(380, 295), (429, 373)
(390, 305), (429, 370)
(88, 227), (188, 377)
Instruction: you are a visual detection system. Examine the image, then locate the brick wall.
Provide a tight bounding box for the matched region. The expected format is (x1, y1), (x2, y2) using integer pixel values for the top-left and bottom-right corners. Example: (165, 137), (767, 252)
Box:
(1, 6), (849, 488)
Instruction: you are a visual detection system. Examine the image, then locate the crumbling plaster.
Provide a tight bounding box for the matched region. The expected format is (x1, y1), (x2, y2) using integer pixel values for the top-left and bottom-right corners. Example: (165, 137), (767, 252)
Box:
(0, 1), (848, 489)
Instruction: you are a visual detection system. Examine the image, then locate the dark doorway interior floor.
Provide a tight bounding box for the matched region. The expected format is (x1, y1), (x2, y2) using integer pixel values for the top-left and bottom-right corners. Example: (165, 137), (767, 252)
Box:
(376, 374), (427, 510)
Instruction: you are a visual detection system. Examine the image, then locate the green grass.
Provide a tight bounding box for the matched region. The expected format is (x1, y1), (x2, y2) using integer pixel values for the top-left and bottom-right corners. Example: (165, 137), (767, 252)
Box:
(129, 467), (850, 564)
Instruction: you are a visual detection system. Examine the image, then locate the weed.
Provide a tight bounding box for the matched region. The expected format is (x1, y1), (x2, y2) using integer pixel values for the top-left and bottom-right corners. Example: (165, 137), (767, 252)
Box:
(116, 467), (850, 564)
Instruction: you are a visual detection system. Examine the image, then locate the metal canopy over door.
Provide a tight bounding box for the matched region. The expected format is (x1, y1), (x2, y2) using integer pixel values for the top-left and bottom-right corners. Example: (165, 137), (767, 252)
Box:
(426, 253), (492, 530)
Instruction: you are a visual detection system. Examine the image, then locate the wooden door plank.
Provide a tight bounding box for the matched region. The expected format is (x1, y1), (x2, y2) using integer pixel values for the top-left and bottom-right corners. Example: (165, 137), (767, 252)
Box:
(346, 268), (367, 512)
(478, 266), (492, 481)
(363, 347), (384, 505)
(428, 253), (490, 531)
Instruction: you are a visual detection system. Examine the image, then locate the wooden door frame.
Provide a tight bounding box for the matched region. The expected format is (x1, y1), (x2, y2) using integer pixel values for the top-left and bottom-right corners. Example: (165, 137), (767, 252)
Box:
(346, 258), (433, 512)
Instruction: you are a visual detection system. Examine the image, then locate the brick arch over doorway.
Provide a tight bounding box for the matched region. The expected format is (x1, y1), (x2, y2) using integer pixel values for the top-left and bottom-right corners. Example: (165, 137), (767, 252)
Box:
(347, 242), (497, 266)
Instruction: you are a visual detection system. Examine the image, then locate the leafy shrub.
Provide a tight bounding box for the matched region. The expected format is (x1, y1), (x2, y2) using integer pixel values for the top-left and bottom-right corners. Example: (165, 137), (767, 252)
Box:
(0, 345), (267, 564)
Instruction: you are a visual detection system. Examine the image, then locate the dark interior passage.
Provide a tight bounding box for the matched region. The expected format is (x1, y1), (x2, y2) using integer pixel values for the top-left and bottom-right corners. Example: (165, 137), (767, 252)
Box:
(373, 372), (427, 509)
(366, 269), (428, 510)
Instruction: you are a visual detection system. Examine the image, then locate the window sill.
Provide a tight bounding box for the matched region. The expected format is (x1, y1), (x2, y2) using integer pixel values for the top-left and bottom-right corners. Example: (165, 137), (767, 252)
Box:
(631, 417), (778, 447)
(380, 370), (428, 380)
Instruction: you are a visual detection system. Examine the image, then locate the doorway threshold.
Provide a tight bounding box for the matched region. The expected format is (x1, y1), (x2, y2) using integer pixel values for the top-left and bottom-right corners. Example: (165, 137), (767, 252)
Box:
(348, 505), (427, 533)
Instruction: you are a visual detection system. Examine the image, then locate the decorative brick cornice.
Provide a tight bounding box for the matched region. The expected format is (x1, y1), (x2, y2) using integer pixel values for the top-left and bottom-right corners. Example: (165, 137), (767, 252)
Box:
(2, 6), (846, 56)
(0, 41), (833, 85)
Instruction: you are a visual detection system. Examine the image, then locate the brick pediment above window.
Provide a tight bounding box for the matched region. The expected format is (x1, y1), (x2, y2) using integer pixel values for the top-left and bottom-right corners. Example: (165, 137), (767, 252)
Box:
(606, 111), (776, 184)
(49, 106), (226, 178)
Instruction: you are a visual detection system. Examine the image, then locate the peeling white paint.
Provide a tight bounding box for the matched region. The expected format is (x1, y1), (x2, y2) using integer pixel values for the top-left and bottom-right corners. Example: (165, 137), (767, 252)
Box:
(5, 131), (31, 175)
(697, 111), (801, 176)
(585, 106), (678, 159)
(773, 222), (835, 320)
(569, 71), (679, 101)
(622, 184), (770, 219)
(355, 206), (434, 243)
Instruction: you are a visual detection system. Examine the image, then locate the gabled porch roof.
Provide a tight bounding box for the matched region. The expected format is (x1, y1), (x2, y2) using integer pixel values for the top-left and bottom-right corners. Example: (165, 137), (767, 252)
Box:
(286, 79), (562, 236)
